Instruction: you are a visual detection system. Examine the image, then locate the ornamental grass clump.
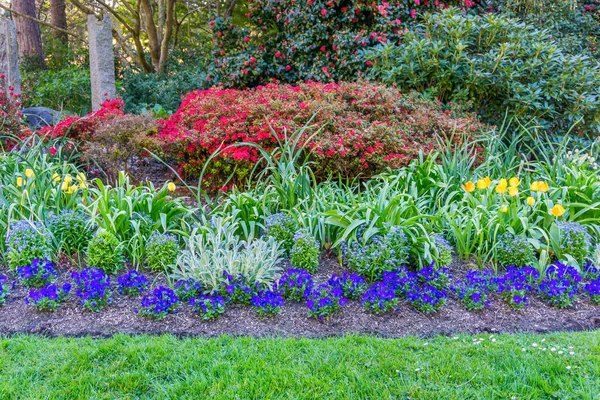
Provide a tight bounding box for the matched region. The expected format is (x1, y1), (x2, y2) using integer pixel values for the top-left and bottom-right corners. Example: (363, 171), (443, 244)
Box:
(585, 277), (600, 304)
(17, 258), (57, 288)
(416, 263), (451, 291)
(26, 283), (71, 311)
(495, 233), (535, 268)
(5, 220), (52, 270)
(265, 213), (297, 255)
(137, 286), (179, 320)
(407, 284), (447, 314)
(85, 231), (124, 275)
(330, 272), (368, 300)
(496, 266), (540, 309)
(0, 275), (11, 306)
(290, 229), (320, 273)
(433, 234), (453, 268)
(223, 272), (256, 305)
(306, 283), (347, 321)
(47, 210), (94, 256)
(362, 282), (398, 314)
(145, 232), (180, 272)
(342, 226), (410, 282)
(174, 278), (203, 301)
(278, 268), (313, 301)
(538, 263), (582, 308)
(452, 269), (497, 311)
(252, 289), (285, 317)
(190, 295), (226, 321)
(555, 222), (593, 265)
(72, 268), (112, 312)
(117, 270), (149, 296)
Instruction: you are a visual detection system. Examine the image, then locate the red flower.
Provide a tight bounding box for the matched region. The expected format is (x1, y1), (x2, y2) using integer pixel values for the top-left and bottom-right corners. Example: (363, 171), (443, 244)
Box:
(285, 65), (291, 71)
(49, 147), (57, 155)
(320, 9), (327, 15)
(244, 36), (249, 42)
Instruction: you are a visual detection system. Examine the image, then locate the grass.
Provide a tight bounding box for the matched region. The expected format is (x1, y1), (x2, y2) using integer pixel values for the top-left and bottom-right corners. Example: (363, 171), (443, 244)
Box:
(0, 332), (598, 399)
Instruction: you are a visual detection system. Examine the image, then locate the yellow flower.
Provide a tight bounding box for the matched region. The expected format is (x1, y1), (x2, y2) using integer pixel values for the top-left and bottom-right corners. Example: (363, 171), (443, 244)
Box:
(508, 186), (519, 197)
(61, 181), (69, 191)
(538, 181), (549, 192)
(78, 181), (88, 189)
(167, 182), (177, 192)
(68, 185), (78, 194)
(77, 172), (86, 182)
(509, 177), (520, 187)
(462, 181), (475, 193)
(63, 175), (73, 184)
(550, 204), (566, 217)
(526, 196), (535, 206)
(25, 169), (34, 178)
(530, 181), (549, 192)
(16, 177), (23, 187)
(500, 205), (509, 213)
(52, 173), (61, 183)
(495, 179), (508, 194)
(477, 176), (492, 190)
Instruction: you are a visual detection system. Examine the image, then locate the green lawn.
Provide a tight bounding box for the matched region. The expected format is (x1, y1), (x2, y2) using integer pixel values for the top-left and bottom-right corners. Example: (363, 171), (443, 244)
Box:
(0, 331), (598, 399)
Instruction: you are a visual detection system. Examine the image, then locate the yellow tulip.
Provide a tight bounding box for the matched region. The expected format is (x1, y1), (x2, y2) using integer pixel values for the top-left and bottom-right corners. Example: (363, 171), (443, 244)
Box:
(509, 177), (520, 187)
(167, 182), (177, 192)
(526, 196), (535, 206)
(25, 169), (34, 178)
(550, 204), (566, 217)
(508, 186), (519, 197)
(63, 175), (73, 184)
(61, 181), (69, 191)
(77, 172), (87, 182)
(530, 181), (540, 191)
(477, 176), (492, 190)
(495, 179), (507, 194)
(500, 205), (509, 213)
(538, 181), (549, 192)
(52, 173), (61, 183)
(530, 181), (549, 192)
(16, 177), (23, 187)
(68, 185), (78, 194)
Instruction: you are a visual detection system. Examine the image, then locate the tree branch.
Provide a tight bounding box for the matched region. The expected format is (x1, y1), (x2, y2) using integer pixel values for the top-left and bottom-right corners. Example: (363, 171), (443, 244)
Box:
(0, 2), (85, 41)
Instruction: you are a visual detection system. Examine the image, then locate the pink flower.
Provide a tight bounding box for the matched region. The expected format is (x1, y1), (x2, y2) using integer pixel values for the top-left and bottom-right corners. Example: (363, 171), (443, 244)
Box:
(410, 9), (416, 18)
(285, 65), (291, 71)
(320, 46), (326, 52)
(244, 36), (249, 42)
(321, 9), (327, 15)
(322, 67), (328, 73)
(49, 147), (57, 155)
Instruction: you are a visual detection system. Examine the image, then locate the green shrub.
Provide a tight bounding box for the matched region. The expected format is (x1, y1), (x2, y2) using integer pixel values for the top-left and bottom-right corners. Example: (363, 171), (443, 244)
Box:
(265, 213), (297, 255)
(433, 234), (453, 268)
(145, 232), (180, 272)
(85, 230), (124, 274)
(552, 222), (593, 265)
(368, 8), (600, 136)
(5, 220), (52, 270)
(290, 229), (320, 273)
(47, 210), (95, 256)
(496, 233), (535, 268)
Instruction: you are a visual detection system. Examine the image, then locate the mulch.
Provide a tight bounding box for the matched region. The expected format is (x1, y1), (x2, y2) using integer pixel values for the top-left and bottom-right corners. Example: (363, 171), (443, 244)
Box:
(1, 257), (599, 338)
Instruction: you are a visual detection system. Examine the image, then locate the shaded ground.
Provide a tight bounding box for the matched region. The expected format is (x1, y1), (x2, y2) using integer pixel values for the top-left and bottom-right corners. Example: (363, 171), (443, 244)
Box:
(1, 257), (599, 338)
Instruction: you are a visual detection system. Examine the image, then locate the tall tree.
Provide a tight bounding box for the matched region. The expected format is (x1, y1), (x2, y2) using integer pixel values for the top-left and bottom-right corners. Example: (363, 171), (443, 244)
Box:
(49, 0), (68, 47)
(12, 0), (46, 69)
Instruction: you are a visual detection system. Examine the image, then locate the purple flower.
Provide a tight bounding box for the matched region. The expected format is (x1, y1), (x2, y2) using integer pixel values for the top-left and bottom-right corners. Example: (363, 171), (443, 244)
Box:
(362, 281), (398, 314)
(26, 283), (71, 311)
(17, 258), (57, 288)
(306, 283), (346, 320)
(190, 295), (225, 321)
(117, 270), (149, 296)
(72, 268), (112, 312)
(278, 268), (314, 301)
(252, 289), (284, 316)
(137, 286), (179, 319)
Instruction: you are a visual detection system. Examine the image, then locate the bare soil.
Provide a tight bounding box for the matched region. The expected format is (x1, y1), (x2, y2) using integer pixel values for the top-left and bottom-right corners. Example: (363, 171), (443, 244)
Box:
(1, 257), (599, 338)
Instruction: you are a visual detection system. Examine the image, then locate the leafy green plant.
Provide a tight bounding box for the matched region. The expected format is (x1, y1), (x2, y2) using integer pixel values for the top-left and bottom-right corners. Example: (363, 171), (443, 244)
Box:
(549, 221), (593, 267)
(495, 233), (536, 268)
(5, 220), (52, 270)
(265, 213), (297, 255)
(290, 229), (320, 273)
(47, 210), (95, 257)
(145, 232), (180, 273)
(85, 230), (124, 274)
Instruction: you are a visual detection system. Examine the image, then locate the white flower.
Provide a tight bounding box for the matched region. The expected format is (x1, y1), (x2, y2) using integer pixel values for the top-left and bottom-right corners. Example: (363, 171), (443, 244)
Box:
(532, 343), (538, 347)
(566, 366), (572, 370)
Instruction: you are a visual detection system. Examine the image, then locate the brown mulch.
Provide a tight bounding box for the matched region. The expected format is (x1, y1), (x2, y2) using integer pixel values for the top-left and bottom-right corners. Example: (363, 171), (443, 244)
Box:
(1, 257), (599, 338)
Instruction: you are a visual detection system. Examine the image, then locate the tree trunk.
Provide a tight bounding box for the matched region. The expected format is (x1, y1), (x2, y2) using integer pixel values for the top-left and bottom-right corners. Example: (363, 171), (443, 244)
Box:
(49, 0), (68, 46)
(12, 0), (46, 69)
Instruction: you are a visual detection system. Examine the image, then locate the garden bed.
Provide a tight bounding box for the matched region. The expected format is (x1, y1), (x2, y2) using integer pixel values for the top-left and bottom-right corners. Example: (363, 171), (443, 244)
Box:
(1, 257), (599, 338)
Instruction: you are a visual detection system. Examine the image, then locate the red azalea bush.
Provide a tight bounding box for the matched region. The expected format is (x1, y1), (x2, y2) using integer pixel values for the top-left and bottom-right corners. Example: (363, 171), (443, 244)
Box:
(158, 81), (485, 186)
(206, 0), (478, 87)
(0, 74), (27, 143)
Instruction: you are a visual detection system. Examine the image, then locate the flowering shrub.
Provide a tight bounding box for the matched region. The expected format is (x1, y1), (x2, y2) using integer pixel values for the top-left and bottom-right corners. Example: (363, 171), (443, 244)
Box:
(496, 267), (540, 310)
(137, 286), (179, 320)
(158, 82), (484, 185)
(47, 210), (95, 256)
(264, 213), (297, 254)
(223, 272), (256, 304)
(17, 258), (57, 288)
(0, 275), (11, 306)
(5, 220), (52, 270)
(538, 263), (582, 308)
(407, 284), (447, 314)
(117, 270), (149, 296)
(290, 229), (320, 273)
(0, 76), (25, 139)
(416, 263), (451, 291)
(26, 283), (71, 311)
(342, 226), (411, 281)
(495, 233), (535, 268)
(72, 268), (112, 312)
(362, 282), (398, 314)
(329, 272), (368, 300)
(585, 277), (600, 304)
(252, 289), (285, 317)
(306, 283), (347, 320)
(452, 269), (496, 311)
(554, 222), (593, 265)
(145, 232), (180, 272)
(433, 234), (453, 268)
(190, 295), (226, 321)
(174, 278), (203, 301)
(206, 0), (472, 87)
(278, 268), (314, 301)
(85, 231), (124, 275)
